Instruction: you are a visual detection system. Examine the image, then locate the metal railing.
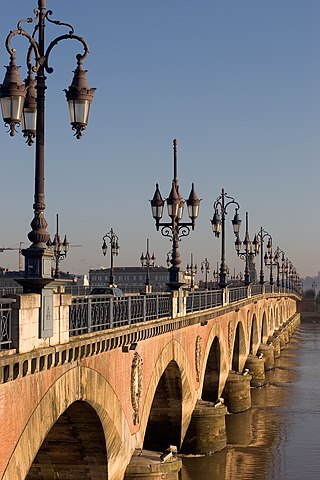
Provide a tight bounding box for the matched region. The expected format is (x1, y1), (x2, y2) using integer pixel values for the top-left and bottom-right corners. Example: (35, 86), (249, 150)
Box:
(251, 284), (263, 296)
(0, 298), (15, 349)
(70, 293), (171, 336)
(0, 286), (23, 297)
(186, 289), (222, 313)
(69, 285), (300, 336)
(228, 286), (248, 302)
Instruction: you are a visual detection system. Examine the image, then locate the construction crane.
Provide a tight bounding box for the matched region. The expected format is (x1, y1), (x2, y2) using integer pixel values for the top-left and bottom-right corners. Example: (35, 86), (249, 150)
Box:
(0, 242), (25, 271)
(1, 239), (82, 273)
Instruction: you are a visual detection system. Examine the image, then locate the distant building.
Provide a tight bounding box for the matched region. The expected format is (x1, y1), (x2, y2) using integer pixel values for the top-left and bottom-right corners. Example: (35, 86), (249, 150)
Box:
(89, 266), (171, 293)
(0, 268), (23, 295)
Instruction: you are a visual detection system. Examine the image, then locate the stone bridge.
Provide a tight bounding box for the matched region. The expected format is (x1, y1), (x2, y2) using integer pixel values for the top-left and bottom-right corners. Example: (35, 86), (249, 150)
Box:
(0, 288), (300, 479)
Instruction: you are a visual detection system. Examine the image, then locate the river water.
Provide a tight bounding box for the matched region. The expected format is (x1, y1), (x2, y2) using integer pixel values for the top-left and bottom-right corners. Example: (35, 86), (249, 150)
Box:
(180, 320), (320, 480)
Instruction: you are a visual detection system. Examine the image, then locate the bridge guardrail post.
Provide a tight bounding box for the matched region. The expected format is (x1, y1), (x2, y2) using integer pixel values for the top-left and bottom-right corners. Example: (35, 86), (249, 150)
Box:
(222, 287), (229, 306)
(109, 298), (114, 328)
(247, 285), (252, 299)
(171, 291), (178, 318)
(181, 289), (187, 316)
(127, 296), (132, 325)
(87, 297), (92, 333)
(155, 294), (159, 319)
(142, 296), (146, 323)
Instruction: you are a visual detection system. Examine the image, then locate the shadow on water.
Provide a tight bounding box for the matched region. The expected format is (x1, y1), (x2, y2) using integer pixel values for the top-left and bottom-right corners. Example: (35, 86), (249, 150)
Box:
(180, 323), (320, 480)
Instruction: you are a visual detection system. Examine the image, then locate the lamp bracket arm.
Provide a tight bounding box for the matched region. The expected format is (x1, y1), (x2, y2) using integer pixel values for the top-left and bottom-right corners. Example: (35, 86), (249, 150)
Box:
(45, 10), (75, 35)
(17, 9), (39, 31)
(103, 233), (111, 243)
(177, 224), (191, 240)
(224, 198), (240, 212)
(5, 29), (41, 71)
(44, 33), (90, 74)
(160, 225), (173, 239)
(213, 198), (222, 212)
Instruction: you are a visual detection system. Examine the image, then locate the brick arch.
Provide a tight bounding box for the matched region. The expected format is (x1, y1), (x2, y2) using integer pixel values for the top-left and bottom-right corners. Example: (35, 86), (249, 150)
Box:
(275, 305), (280, 329)
(269, 306), (274, 331)
(231, 319), (247, 372)
(261, 311), (268, 342)
(26, 401), (107, 479)
(249, 313), (259, 354)
(138, 339), (196, 449)
(3, 367), (131, 480)
(202, 336), (221, 402)
(143, 360), (183, 451)
(201, 322), (229, 399)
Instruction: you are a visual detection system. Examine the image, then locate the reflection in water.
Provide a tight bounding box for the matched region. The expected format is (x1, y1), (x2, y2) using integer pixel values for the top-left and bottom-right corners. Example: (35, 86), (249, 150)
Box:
(180, 323), (320, 480)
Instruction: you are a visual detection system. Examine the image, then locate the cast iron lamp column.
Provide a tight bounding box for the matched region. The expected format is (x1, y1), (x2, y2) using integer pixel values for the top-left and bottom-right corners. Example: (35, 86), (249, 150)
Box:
(47, 214), (69, 279)
(211, 188), (241, 289)
(263, 235), (275, 285)
(274, 247), (285, 288)
(256, 227), (272, 285)
(235, 212), (259, 286)
(287, 260), (295, 290)
(284, 257), (289, 289)
(102, 229), (119, 287)
(150, 139), (200, 291)
(200, 258), (210, 289)
(272, 247), (285, 288)
(186, 253), (197, 289)
(140, 238), (155, 292)
(0, 0), (95, 293)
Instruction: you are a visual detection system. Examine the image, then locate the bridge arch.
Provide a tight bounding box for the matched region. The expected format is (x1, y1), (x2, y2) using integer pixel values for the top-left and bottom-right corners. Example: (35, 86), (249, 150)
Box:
(143, 359), (183, 451)
(3, 367), (132, 480)
(26, 400), (107, 479)
(249, 313), (259, 354)
(231, 320), (247, 372)
(139, 339), (196, 451)
(261, 312), (268, 343)
(275, 305), (280, 329)
(202, 336), (221, 402)
(269, 307), (274, 331)
(201, 322), (229, 399)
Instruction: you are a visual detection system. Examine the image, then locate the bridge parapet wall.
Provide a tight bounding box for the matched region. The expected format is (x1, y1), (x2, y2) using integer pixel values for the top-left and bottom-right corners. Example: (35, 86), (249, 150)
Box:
(0, 292), (299, 480)
(9, 292), (72, 353)
(0, 292), (298, 385)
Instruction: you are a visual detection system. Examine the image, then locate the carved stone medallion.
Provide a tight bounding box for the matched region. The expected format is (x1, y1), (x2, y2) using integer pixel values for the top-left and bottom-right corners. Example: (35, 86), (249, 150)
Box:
(195, 335), (202, 383)
(131, 352), (143, 425)
(228, 321), (234, 360)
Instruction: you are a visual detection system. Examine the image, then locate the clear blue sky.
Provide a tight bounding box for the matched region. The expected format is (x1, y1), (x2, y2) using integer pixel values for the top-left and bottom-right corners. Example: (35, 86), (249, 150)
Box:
(0, 0), (319, 280)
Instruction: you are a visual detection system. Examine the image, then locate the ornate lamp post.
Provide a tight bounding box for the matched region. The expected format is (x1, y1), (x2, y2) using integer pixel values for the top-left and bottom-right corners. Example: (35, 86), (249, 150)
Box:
(256, 227), (272, 285)
(235, 212), (259, 286)
(200, 258), (210, 289)
(273, 247), (286, 288)
(150, 139), (200, 290)
(211, 188), (241, 288)
(47, 214), (69, 279)
(263, 236), (277, 286)
(140, 238), (155, 293)
(287, 260), (295, 290)
(186, 253), (197, 289)
(283, 257), (289, 289)
(102, 229), (119, 287)
(0, 1), (95, 292)
(212, 262), (220, 286)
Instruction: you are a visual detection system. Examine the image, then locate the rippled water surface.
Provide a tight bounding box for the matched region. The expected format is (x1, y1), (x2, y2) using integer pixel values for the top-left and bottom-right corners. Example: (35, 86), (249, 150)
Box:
(180, 322), (320, 480)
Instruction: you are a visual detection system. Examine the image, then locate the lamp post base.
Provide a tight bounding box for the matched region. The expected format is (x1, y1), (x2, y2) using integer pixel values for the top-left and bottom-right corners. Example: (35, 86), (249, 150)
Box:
(18, 246), (54, 293)
(166, 281), (186, 291)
